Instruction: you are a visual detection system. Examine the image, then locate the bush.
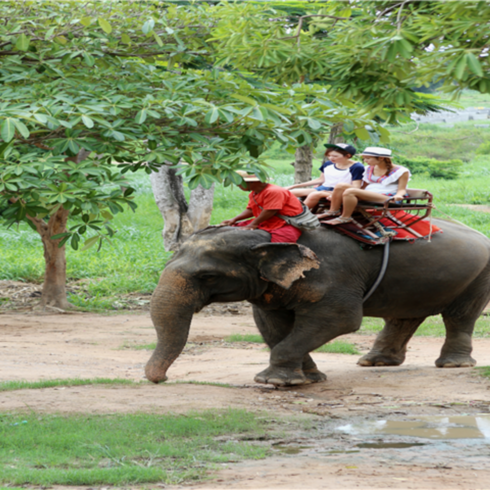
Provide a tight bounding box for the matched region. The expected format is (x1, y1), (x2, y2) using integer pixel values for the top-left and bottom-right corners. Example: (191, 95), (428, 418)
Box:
(394, 155), (462, 179)
(476, 141), (490, 155)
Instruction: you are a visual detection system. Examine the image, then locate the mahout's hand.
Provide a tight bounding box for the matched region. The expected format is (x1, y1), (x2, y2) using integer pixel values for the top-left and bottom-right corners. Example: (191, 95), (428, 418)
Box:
(221, 218), (237, 226)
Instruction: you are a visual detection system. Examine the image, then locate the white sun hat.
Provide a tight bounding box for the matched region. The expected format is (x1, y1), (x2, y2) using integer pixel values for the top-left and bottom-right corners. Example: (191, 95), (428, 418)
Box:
(361, 147), (392, 157)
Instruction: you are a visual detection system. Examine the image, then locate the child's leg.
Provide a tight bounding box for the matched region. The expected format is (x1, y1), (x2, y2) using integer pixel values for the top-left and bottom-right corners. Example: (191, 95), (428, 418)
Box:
(304, 190), (332, 209)
(341, 189), (389, 218)
(328, 183), (351, 212)
(327, 190), (391, 225)
(290, 188), (315, 198)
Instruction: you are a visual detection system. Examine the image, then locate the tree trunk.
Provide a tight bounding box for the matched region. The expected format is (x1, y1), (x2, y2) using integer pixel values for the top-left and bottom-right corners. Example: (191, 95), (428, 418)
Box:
(328, 122), (344, 145)
(293, 145), (314, 184)
(23, 149), (93, 310)
(150, 164), (215, 252)
(28, 207), (71, 310)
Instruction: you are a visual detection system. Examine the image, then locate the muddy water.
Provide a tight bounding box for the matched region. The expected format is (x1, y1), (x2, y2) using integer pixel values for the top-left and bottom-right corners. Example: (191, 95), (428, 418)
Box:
(270, 415), (490, 472)
(337, 415), (490, 440)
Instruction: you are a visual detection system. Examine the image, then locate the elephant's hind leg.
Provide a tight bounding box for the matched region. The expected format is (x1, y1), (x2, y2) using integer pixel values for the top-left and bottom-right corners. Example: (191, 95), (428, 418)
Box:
(252, 307), (326, 386)
(437, 269), (490, 368)
(436, 314), (478, 368)
(358, 317), (426, 367)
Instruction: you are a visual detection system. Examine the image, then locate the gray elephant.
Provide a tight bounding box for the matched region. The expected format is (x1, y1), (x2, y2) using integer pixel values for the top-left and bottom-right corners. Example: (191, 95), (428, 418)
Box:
(145, 221), (490, 386)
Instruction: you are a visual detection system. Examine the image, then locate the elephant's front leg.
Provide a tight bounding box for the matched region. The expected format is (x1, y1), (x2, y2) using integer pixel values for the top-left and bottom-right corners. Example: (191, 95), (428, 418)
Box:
(358, 317), (426, 367)
(254, 305), (362, 386)
(252, 307), (324, 384)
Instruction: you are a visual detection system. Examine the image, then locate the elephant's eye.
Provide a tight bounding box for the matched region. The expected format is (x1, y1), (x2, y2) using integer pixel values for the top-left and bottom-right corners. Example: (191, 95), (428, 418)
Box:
(198, 272), (219, 281)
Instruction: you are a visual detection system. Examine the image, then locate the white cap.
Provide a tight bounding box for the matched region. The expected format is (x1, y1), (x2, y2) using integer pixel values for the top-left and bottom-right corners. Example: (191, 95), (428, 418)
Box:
(361, 147), (392, 157)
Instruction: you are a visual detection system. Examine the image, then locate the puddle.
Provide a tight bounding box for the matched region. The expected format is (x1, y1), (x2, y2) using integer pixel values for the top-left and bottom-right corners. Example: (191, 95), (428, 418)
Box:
(357, 442), (425, 449)
(273, 445), (312, 455)
(338, 415), (490, 440)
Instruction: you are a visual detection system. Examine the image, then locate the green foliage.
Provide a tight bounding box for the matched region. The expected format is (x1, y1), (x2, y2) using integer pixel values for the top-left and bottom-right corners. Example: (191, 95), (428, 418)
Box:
(395, 155), (462, 180)
(0, 378), (141, 392)
(0, 410), (269, 486)
(476, 142), (490, 155)
(0, 0), (377, 193)
(211, 1), (490, 130)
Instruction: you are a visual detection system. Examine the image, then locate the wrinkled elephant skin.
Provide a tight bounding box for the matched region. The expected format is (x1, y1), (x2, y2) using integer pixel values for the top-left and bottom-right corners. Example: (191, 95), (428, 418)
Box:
(146, 221), (490, 386)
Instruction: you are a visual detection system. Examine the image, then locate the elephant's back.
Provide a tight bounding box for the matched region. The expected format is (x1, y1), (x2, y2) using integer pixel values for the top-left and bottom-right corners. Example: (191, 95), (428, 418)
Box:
(300, 220), (490, 318)
(366, 220), (490, 317)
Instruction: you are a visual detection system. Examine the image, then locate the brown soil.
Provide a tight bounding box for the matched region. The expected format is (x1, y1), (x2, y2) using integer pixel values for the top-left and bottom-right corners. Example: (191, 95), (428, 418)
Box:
(1, 308), (490, 489)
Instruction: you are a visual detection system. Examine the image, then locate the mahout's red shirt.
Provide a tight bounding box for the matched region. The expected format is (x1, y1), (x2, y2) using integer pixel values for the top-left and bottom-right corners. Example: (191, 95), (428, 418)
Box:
(247, 184), (303, 231)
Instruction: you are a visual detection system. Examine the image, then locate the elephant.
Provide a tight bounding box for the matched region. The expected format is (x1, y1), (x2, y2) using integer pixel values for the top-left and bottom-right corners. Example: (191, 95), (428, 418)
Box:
(145, 220), (490, 386)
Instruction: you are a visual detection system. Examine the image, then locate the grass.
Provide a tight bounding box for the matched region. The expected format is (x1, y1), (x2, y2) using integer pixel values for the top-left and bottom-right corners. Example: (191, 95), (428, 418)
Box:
(0, 378), (144, 393)
(224, 333), (360, 355)
(0, 409), (271, 486)
(224, 334), (265, 343)
(475, 366), (490, 379)
(389, 121), (490, 161)
(315, 340), (360, 355)
(455, 89), (490, 109)
(360, 315), (490, 338)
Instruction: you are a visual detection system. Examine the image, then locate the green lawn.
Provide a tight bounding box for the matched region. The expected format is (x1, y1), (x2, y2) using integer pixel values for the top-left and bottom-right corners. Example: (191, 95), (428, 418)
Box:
(0, 410), (271, 486)
(0, 378), (144, 393)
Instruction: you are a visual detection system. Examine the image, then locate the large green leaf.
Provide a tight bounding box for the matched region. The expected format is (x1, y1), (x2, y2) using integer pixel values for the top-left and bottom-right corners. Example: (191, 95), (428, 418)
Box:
(98, 18), (112, 34)
(135, 110), (147, 124)
(205, 107), (219, 124)
(1, 119), (16, 142)
(15, 33), (30, 51)
(142, 19), (155, 35)
(81, 115), (94, 128)
(354, 127), (370, 140)
(466, 52), (483, 77)
(12, 119), (30, 139)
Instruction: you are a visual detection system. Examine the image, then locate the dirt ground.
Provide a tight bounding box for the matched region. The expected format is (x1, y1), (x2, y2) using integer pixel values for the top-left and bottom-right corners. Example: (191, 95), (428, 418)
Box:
(1, 307), (490, 490)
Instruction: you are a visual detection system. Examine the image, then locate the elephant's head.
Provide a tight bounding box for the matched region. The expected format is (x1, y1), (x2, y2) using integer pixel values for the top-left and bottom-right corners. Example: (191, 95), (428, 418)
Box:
(145, 227), (320, 383)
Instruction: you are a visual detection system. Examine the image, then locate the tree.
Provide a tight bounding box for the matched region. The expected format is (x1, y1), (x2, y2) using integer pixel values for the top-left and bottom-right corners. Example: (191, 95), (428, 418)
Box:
(210, 1), (490, 179)
(0, 0), (380, 306)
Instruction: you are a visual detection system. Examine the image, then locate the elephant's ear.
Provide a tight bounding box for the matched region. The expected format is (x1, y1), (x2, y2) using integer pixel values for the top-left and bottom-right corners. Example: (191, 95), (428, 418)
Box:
(251, 243), (320, 289)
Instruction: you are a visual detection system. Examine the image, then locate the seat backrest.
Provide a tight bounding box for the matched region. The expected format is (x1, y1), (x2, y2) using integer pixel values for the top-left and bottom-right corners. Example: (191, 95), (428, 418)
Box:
(406, 188), (429, 199)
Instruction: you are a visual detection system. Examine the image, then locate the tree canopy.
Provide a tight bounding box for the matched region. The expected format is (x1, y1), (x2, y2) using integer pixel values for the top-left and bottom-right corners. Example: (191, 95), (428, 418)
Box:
(212, 0), (490, 125)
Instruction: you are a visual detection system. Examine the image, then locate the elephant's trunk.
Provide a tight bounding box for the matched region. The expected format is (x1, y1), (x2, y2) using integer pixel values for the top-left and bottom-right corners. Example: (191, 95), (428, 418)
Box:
(145, 271), (200, 383)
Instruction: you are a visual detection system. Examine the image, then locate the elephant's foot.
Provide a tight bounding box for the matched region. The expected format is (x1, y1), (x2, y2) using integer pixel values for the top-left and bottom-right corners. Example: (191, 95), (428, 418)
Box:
(254, 366), (308, 386)
(357, 351), (404, 367)
(145, 363), (169, 384)
(303, 367), (327, 383)
(435, 354), (476, 368)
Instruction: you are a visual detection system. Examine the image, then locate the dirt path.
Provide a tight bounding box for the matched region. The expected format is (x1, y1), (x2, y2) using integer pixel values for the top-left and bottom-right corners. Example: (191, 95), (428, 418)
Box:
(1, 310), (490, 489)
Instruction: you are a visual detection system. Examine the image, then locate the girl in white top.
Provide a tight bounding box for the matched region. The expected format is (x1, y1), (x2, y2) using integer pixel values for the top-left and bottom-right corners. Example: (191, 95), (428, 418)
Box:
(287, 143), (364, 209)
(322, 147), (410, 226)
